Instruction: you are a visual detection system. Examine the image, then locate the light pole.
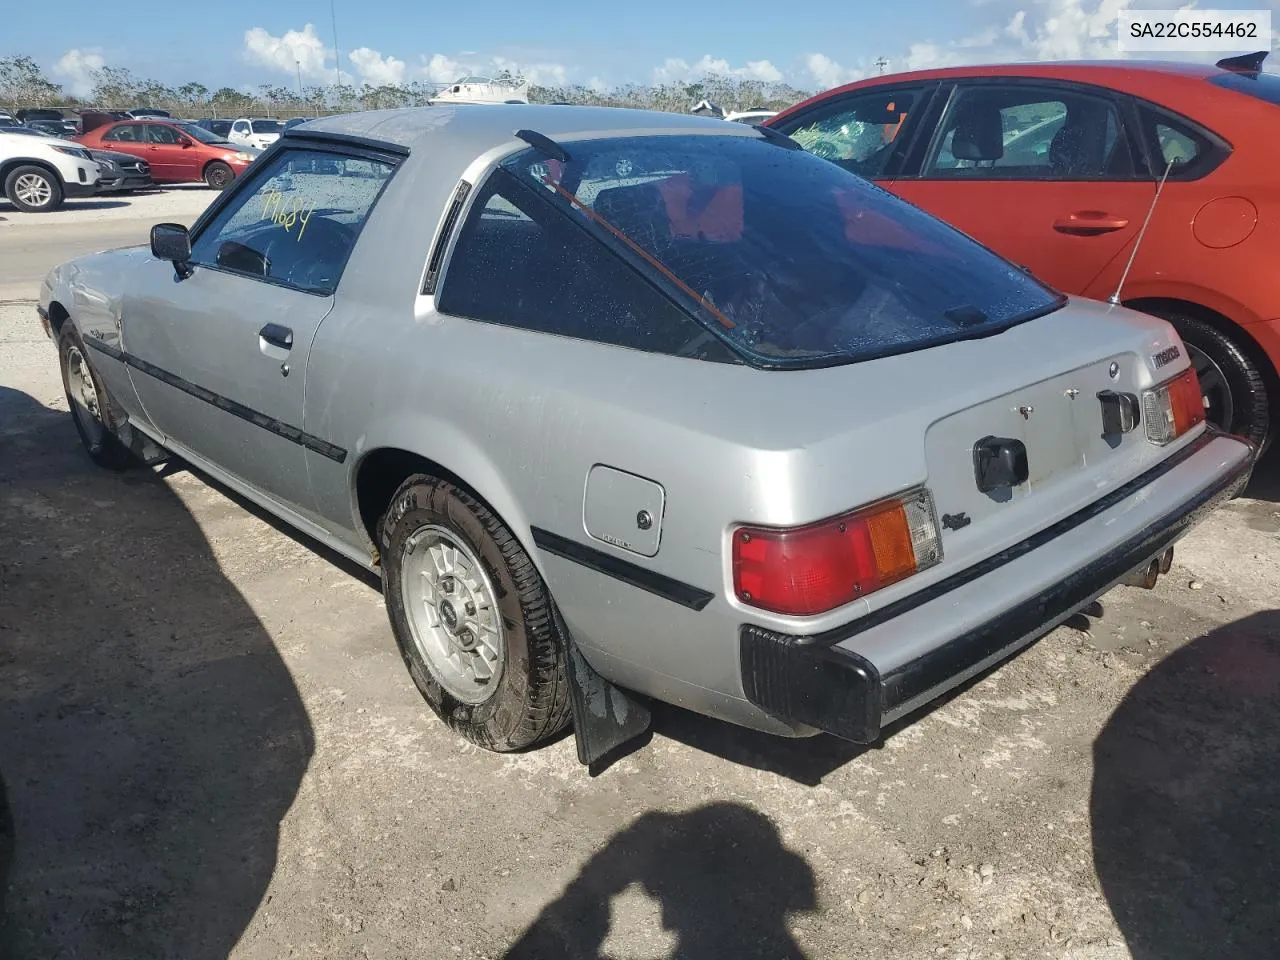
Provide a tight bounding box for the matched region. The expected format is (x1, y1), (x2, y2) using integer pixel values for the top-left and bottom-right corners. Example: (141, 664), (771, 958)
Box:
(330, 0), (343, 90)
(296, 59), (303, 96)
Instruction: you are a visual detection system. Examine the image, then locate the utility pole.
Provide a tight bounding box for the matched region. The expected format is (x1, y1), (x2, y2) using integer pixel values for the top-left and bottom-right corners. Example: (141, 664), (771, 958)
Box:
(330, 0), (343, 89)
(874, 56), (890, 75)
(296, 59), (303, 96)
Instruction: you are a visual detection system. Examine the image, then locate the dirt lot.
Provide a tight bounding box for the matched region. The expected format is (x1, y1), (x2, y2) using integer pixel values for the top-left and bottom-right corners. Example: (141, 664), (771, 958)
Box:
(2, 194), (1279, 959)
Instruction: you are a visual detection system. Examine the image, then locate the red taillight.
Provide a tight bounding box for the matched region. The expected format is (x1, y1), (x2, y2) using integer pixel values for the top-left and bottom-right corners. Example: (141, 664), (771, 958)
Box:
(1143, 368), (1205, 445)
(732, 489), (941, 617)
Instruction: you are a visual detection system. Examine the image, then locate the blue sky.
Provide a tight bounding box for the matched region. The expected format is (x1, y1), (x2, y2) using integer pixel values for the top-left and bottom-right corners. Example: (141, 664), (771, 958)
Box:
(5, 0), (1278, 95)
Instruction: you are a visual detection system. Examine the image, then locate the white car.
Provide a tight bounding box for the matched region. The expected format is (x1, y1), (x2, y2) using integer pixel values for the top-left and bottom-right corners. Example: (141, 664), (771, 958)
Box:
(227, 118), (284, 152)
(724, 110), (778, 125)
(0, 131), (101, 212)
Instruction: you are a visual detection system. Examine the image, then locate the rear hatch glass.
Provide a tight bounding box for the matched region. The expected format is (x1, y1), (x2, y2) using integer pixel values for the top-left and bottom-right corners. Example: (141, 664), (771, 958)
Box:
(501, 134), (1064, 368)
(1207, 69), (1280, 106)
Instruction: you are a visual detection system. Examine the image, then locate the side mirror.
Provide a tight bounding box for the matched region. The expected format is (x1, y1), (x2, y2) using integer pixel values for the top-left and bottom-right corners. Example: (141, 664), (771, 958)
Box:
(179, 137), (193, 148)
(151, 223), (193, 279)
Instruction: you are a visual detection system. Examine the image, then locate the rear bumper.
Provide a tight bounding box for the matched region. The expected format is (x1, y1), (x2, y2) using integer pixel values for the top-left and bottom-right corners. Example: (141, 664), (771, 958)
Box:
(740, 430), (1255, 743)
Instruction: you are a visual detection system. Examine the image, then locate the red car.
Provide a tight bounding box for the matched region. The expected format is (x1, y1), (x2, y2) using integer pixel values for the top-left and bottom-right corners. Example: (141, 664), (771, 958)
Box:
(76, 117), (256, 190)
(768, 52), (1279, 447)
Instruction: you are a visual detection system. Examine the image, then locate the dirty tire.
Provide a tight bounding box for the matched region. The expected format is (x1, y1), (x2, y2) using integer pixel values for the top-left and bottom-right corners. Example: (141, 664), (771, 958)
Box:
(381, 475), (571, 751)
(204, 161), (233, 190)
(5, 164), (63, 213)
(1155, 310), (1271, 451)
(57, 324), (137, 470)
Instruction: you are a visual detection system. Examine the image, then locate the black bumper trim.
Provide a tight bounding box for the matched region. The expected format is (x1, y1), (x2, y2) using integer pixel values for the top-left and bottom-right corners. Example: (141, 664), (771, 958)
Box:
(740, 433), (1253, 742)
(794, 430), (1236, 649)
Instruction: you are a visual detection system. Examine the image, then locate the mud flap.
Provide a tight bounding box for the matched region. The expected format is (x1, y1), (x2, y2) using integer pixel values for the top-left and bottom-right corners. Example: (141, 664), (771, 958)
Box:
(555, 607), (652, 772)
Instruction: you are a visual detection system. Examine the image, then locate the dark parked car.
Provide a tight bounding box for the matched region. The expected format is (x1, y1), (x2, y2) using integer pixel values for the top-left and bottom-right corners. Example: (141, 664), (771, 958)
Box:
(90, 148), (153, 192)
(126, 108), (172, 119)
(16, 108), (67, 124)
(26, 119), (79, 138)
(196, 118), (233, 138)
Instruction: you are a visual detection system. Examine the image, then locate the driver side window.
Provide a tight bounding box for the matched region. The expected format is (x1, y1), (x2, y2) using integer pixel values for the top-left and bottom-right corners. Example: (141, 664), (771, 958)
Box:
(188, 148), (397, 296)
(781, 86), (927, 179)
(147, 124), (181, 145)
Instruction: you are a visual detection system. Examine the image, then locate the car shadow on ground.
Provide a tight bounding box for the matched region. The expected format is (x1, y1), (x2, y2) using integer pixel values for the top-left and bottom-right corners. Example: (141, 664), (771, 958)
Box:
(1092, 610), (1280, 959)
(1242, 442), (1280, 502)
(0, 386), (313, 959)
(0, 199), (133, 214)
(504, 801), (817, 959)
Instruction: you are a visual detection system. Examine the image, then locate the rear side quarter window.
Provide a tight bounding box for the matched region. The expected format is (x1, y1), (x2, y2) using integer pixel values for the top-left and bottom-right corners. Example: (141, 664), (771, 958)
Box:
(436, 168), (737, 361)
(1134, 103), (1229, 180)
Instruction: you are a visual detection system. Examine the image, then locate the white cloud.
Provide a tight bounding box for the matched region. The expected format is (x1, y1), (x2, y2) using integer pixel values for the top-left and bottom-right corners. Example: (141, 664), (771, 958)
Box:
(243, 23), (330, 78)
(53, 48), (105, 97)
(803, 53), (865, 89)
(418, 53), (465, 84)
(901, 0), (1137, 69)
(652, 55), (784, 84)
(348, 47), (406, 86)
(493, 56), (568, 87)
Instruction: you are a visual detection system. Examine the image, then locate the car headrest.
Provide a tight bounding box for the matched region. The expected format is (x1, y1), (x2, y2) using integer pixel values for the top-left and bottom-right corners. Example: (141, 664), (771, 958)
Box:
(950, 103), (1004, 162)
(592, 182), (671, 246)
(1048, 122), (1093, 175)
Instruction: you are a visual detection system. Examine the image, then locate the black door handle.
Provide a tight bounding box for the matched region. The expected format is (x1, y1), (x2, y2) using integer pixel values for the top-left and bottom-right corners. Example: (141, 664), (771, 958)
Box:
(259, 323), (293, 350)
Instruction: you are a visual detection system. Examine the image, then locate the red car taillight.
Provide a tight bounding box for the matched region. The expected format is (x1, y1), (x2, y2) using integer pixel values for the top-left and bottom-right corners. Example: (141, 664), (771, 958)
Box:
(1143, 368), (1204, 445)
(732, 489), (942, 617)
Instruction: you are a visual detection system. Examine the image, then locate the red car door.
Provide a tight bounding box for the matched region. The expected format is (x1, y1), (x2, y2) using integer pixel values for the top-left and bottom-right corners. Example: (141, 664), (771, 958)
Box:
(888, 81), (1158, 297)
(93, 122), (150, 167)
(144, 123), (199, 181)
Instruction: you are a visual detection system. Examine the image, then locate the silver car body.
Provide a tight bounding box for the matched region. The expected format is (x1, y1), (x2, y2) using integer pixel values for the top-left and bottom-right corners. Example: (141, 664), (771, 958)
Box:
(39, 105), (1254, 741)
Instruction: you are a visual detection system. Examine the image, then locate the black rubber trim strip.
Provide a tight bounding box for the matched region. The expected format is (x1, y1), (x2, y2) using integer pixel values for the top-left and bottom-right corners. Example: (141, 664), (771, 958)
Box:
(795, 430), (1223, 647)
(422, 180), (471, 295)
(36, 305), (49, 320)
(879, 441), (1252, 713)
(82, 335), (348, 464)
(280, 129), (411, 157)
(531, 527), (714, 612)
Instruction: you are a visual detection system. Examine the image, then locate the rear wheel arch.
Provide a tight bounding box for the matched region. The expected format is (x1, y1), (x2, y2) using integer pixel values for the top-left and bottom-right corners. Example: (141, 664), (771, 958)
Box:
(1126, 296), (1275, 448)
(354, 447), (531, 563)
(1125, 296), (1276, 382)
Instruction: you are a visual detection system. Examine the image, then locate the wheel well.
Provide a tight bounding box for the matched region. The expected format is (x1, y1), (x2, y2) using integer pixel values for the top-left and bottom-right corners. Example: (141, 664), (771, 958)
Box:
(0, 158), (63, 189)
(47, 300), (70, 335)
(1124, 296), (1278, 385)
(355, 448), (488, 551)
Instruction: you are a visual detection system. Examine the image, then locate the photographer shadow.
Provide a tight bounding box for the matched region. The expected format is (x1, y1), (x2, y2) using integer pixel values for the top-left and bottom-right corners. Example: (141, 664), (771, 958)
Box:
(505, 801), (817, 959)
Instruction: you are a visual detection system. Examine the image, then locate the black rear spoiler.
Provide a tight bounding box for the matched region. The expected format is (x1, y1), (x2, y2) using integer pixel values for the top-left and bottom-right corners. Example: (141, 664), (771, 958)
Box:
(1216, 51), (1268, 74)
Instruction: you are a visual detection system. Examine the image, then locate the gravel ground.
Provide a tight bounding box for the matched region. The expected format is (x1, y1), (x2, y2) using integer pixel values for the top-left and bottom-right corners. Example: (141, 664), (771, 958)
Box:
(1, 199), (1279, 959)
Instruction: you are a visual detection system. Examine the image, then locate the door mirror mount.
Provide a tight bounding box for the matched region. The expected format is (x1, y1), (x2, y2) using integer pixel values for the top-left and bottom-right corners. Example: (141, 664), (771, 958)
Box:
(180, 137), (193, 148)
(151, 223), (194, 279)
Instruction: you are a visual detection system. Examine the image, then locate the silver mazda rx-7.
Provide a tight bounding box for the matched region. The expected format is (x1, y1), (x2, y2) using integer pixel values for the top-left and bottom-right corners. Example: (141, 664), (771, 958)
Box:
(38, 105), (1254, 766)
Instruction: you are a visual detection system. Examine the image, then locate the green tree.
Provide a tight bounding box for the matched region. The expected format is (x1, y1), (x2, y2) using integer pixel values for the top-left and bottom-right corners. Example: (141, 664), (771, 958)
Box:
(177, 82), (209, 109)
(91, 66), (140, 106)
(0, 55), (62, 108)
